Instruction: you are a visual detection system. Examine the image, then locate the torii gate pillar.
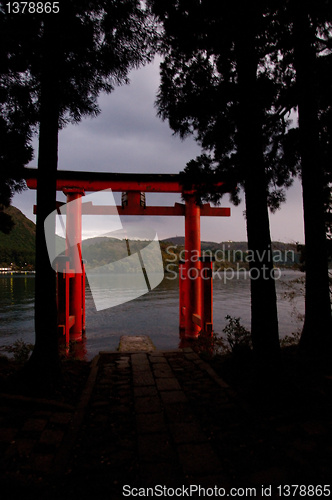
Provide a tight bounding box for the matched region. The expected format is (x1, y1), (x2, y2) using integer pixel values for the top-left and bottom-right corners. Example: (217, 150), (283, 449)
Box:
(184, 196), (201, 339)
(63, 188), (85, 342)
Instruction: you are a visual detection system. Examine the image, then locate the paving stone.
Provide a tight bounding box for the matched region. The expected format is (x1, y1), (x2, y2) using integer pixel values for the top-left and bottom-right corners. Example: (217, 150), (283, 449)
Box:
(117, 395), (131, 404)
(133, 371), (155, 387)
(163, 403), (195, 423)
(193, 359), (204, 365)
(159, 391), (188, 404)
(134, 386), (158, 397)
(136, 413), (167, 434)
(177, 443), (223, 476)
(132, 366), (152, 376)
(285, 448), (309, 466)
(115, 383), (131, 393)
(93, 414), (109, 425)
(138, 433), (175, 463)
(30, 453), (54, 472)
(103, 449), (135, 467)
(155, 378), (181, 391)
(0, 428), (18, 442)
(292, 437), (317, 452)
(117, 366), (130, 373)
(120, 336), (155, 352)
(49, 413), (72, 425)
(40, 429), (64, 446)
(276, 424), (298, 434)
(149, 356), (168, 364)
(91, 401), (110, 409)
(135, 396), (162, 414)
(153, 369), (175, 379)
(10, 438), (35, 457)
(109, 404), (130, 415)
(22, 418), (48, 433)
(152, 365), (174, 378)
(246, 466), (291, 486)
(301, 421), (327, 436)
(169, 422), (207, 444)
(139, 461), (183, 487)
(116, 357), (130, 368)
(171, 367), (185, 374)
(33, 410), (52, 419)
(131, 353), (149, 366)
(181, 348), (194, 353)
(158, 349), (179, 354)
(184, 352), (200, 361)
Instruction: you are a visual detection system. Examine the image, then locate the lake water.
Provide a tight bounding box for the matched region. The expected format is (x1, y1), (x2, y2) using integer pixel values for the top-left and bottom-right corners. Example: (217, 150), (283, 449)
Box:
(0, 270), (305, 360)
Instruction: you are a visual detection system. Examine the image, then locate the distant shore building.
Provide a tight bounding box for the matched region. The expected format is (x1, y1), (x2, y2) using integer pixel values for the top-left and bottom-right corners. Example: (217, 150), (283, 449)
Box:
(0, 267), (12, 273)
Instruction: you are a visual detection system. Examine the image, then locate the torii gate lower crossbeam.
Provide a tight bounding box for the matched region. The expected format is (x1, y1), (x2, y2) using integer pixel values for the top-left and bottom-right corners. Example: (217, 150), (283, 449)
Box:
(25, 169), (231, 344)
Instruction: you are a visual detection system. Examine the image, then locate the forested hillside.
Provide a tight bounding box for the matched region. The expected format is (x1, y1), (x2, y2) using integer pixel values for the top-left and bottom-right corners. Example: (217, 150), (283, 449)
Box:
(0, 207), (302, 271)
(0, 206), (35, 268)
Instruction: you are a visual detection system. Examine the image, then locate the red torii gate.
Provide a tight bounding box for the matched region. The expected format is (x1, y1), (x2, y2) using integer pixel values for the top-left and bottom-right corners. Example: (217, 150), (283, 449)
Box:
(25, 169), (231, 345)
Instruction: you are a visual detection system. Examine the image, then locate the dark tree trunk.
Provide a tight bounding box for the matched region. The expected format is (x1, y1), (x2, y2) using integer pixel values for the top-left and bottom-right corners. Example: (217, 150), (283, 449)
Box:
(236, 8), (280, 367)
(26, 16), (61, 381)
(293, 6), (332, 361)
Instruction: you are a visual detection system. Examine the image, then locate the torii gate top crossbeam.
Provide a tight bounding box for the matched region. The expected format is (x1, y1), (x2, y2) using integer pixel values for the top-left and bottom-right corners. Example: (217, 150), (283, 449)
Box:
(24, 168), (228, 194)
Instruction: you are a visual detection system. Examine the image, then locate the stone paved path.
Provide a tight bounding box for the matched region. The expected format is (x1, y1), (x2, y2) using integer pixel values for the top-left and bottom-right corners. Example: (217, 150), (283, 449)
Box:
(1, 348), (331, 500)
(51, 349), (332, 499)
(57, 349), (234, 499)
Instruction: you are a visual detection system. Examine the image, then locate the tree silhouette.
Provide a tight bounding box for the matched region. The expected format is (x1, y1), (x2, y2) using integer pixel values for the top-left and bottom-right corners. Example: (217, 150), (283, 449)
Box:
(290, 1), (332, 359)
(1, 1), (157, 380)
(273, 0), (332, 360)
(150, 0), (300, 367)
(0, 5), (37, 233)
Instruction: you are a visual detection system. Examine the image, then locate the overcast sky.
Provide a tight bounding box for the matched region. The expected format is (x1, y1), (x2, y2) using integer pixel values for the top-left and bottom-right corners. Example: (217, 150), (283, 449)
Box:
(13, 58), (305, 244)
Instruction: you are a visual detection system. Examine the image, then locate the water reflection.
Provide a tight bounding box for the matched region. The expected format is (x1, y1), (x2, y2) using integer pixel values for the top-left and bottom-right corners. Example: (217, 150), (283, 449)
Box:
(0, 276), (35, 346)
(0, 271), (305, 359)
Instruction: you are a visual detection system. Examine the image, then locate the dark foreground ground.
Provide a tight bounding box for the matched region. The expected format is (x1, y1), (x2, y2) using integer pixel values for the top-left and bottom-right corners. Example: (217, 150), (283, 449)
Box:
(0, 346), (332, 500)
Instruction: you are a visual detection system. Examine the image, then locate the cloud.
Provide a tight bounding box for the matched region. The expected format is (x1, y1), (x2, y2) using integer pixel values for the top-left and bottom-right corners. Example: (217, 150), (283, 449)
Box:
(13, 58), (305, 243)
(57, 58), (202, 174)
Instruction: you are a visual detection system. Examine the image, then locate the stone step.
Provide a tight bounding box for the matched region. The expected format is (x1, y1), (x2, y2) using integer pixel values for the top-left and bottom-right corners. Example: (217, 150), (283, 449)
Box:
(118, 335), (156, 352)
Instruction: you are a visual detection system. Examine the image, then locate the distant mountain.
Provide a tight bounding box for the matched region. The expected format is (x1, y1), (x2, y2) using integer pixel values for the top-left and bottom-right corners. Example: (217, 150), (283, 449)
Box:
(0, 206), (35, 268)
(162, 236), (185, 246)
(162, 236), (247, 247)
(82, 236), (123, 248)
(161, 236), (301, 267)
(163, 236), (298, 252)
(0, 209), (301, 270)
